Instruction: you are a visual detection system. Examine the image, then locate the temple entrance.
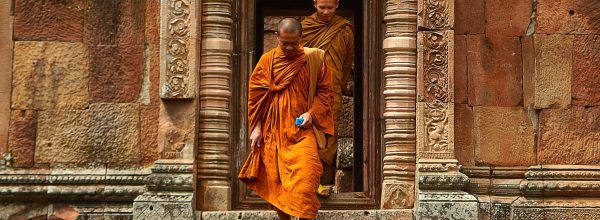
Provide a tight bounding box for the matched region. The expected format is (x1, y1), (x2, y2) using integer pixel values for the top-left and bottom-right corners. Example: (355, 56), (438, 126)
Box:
(230, 0), (383, 210)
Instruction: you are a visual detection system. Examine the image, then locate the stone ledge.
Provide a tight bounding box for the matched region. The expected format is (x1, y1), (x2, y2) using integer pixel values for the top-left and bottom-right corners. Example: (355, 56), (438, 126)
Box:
(200, 209), (414, 220)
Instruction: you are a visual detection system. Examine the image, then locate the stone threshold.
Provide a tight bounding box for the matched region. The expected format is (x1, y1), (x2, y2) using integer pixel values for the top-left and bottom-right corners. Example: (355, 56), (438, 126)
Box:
(199, 209), (414, 220)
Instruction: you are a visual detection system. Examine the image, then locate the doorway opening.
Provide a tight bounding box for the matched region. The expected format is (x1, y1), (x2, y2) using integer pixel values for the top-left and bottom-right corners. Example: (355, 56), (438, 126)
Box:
(231, 0), (382, 210)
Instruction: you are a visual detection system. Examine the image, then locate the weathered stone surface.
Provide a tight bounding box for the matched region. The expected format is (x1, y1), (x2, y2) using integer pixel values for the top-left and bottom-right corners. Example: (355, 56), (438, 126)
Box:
(334, 169), (353, 193)
(7, 110), (36, 168)
(88, 44), (143, 103)
(539, 107), (600, 165)
(0, 203), (48, 220)
(140, 104), (160, 164)
(454, 35), (468, 104)
(467, 35), (523, 107)
(572, 35), (600, 106)
(337, 138), (353, 169)
(13, 0), (84, 42)
(537, 0), (600, 34)
(454, 104), (474, 166)
(418, 192), (479, 219)
(145, 0), (161, 105)
(11, 42), (90, 110)
(85, 0), (145, 46)
(0, 0), (12, 155)
(473, 107), (536, 166)
(455, 0), (485, 34)
(338, 96), (354, 137)
(36, 103), (140, 164)
(382, 182), (414, 209)
(263, 32), (277, 53)
(485, 0), (532, 37)
(522, 34), (573, 109)
(158, 102), (196, 159)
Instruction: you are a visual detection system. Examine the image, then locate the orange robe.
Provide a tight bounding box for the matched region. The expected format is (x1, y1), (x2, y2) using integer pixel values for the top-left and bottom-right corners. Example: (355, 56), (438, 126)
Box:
(302, 13), (354, 168)
(240, 46), (334, 218)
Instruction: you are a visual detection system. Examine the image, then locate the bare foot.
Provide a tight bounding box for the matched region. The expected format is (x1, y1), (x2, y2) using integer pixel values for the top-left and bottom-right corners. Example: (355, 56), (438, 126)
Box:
(317, 185), (333, 198)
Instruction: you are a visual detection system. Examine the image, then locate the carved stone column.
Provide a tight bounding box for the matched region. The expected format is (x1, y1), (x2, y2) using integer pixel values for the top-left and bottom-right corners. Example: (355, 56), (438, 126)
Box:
(381, 0), (418, 209)
(196, 0), (233, 211)
(416, 0), (478, 218)
(133, 159), (195, 219)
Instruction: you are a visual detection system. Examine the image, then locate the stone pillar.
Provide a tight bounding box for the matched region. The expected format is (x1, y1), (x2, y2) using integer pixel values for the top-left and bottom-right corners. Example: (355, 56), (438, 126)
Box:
(416, 0), (478, 219)
(381, 0), (418, 209)
(196, 0), (233, 211)
(133, 159), (195, 220)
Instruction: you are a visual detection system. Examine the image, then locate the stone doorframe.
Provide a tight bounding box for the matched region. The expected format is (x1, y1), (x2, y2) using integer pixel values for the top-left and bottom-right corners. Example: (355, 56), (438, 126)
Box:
(151, 0), (477, 217)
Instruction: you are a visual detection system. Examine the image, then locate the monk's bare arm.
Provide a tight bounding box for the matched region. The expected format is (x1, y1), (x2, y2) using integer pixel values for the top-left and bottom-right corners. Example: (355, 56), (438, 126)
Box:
(307, 61), (335, 136)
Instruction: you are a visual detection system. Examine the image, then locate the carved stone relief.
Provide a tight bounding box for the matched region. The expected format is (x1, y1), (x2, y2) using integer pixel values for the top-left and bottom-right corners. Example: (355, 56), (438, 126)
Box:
(160, 0), (196, 99)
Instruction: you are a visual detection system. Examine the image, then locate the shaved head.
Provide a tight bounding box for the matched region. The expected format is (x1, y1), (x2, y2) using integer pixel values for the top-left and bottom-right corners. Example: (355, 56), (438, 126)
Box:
(277, 18), (303, 37)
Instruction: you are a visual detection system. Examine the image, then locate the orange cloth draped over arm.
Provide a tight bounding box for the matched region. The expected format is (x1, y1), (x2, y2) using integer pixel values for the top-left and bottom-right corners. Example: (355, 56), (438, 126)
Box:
(239, 47), (334, 219)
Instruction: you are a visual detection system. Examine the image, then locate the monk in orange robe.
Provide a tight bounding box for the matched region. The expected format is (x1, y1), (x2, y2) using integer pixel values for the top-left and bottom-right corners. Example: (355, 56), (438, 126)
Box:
(239, 18), (334, 219)
(301, 0), (354, 187)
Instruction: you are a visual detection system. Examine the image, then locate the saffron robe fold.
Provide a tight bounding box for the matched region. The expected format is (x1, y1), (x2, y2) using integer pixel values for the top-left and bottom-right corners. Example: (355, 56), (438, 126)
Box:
(239, 46), (334, 219)
(301, 13), (354, 167)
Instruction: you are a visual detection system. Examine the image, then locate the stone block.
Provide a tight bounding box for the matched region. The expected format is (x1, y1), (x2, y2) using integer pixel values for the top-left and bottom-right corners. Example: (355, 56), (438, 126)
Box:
(7, 110), (36, 168)
(158, 102), (196, 159)
(418, 191), (479, 219)
(13, 0), (84, 41)
(89, 44), (144, 103)
(334, 169), (353, 193)
(537, 0), (600, 34)
(381, 181), (414, 209)
(454, 35), (468, 104)
(134, 192), (194, 220)
(0, 203), (48, 220)
(11, 42), (90, 110)
(338, 96), (354, 137)
(572, 35), (600, 106)
(455, 0), (485, 34)
(467, 35), (523, 107)
(522, 34), (573, 109)
(485, 0), (532, 37)
(0, 0), (12, 156)
(141, 105), (160, 164)
(473, 107), (536, 166)
(85, 0), (145, 46)
(454, 104), (474, 166)
(337, 138), (353, 169)
(539, 107), (600, 165)
(36, 103), (140, 164)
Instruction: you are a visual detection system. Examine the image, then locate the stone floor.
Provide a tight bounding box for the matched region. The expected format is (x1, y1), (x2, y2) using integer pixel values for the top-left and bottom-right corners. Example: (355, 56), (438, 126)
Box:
(200, 209), (414, 220)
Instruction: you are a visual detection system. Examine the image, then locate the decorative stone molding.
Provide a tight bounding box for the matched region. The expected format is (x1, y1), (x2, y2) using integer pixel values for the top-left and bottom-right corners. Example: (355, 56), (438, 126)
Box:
(521, 165), (600, 197)
(196, 0), (233, 211)
(0, 167), (149, 202)
(133, 159), (195, 220)
(381, 0), (418, 209)
(160, 0), (198, 98)
(417, 0), (454, 30)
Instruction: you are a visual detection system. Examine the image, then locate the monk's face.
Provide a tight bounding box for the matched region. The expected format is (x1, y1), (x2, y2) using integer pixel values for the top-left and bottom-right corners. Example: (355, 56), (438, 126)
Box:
(313, 0), (339, 22)
(277, 30), (302, 58)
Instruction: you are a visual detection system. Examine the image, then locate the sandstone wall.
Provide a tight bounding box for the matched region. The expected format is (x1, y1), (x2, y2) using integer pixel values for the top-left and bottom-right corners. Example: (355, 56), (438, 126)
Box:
(454, 0), (600, 168)
(2, 0), (163, 168)
(454, 0), (600, 218)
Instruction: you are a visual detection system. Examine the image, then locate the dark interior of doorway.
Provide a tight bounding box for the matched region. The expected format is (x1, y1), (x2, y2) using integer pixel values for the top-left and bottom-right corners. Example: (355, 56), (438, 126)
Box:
(255, 0), (364, 192)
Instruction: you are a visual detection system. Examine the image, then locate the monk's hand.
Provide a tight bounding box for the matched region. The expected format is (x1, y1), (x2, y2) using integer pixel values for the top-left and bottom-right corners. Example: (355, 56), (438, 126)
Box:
(298, 112), (313, 129)
(250, 125), (262, 151)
